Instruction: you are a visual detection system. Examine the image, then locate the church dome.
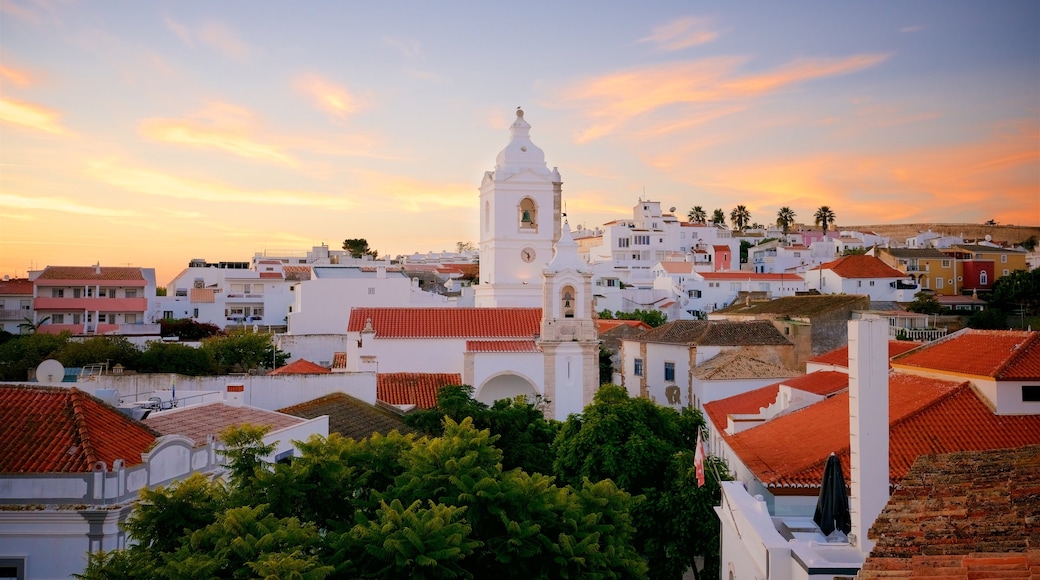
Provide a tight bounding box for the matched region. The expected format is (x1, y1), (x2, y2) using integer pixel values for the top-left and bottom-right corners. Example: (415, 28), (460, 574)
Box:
(494, 108), (550, 175)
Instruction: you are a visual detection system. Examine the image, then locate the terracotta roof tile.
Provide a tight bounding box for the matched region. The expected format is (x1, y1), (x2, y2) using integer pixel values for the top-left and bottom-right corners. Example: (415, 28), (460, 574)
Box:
(377, 373), (461, 409)
(698, 272), (804, 282)
(779, 370), (851, 396)
(693, 352), (800, 380)
(808, 340), (922, 368)
(863, 444), (1040, 566)
(268, 359), (331, 375)
(279, 392), (417, 441)
(144, 402), (305, 446)
(347, 307), (541, 338)
(259, 272), (283, 279)
(596, 320), (652, 333)
(812, 254), (906, 278)
(891, 329), (1040, 380)
(282, 265), (312, 281)
(0, 385), (159, 473)
(724, 374), (1040, 490)
(189, 288), (216, 303)
(632, 320), (790, 346)
(658, 262), (694, 274)
(466, 340), (539, 353)
(35, 266), (146, 281)
(0, 278), (33, 295)
(704, 371), (850, 432)
(713, 294), (868, 316)
(331, 352), (347, 369)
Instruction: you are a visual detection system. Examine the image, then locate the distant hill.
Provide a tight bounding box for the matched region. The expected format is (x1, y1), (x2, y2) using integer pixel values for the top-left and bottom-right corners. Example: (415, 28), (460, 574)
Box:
(842, 223), (1040, 246)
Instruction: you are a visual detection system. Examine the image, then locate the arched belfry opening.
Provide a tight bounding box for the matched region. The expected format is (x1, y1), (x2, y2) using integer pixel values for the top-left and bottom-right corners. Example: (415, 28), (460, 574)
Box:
(518, 197), (537, 231)
(561, 285), (576, 318)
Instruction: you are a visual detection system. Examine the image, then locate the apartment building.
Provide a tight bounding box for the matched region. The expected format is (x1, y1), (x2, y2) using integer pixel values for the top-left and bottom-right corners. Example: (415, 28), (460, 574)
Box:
(29, 265), (157, 335)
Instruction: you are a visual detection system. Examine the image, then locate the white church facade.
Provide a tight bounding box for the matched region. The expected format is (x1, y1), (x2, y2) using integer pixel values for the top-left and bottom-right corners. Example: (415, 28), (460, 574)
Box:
(342, 109), (598, 419)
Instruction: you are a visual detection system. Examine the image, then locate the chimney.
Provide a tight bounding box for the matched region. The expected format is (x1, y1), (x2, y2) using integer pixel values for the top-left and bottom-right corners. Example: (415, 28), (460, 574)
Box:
(847, 318), (889, 554)
(225, 383), (245, 406)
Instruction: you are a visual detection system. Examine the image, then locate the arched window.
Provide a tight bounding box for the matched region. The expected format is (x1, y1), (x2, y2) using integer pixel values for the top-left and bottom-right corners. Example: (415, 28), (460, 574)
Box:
(561, 285), (575, 318)
(518, 197), (537, 230)
(980, 270), (988, 285)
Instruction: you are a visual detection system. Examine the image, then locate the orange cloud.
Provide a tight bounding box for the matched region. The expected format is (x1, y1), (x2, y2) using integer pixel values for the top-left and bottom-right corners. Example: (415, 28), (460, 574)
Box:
(0, 63), (34, 86)
(295, 74), (363, 120)
(639, 17), (721, 51)
(0, 97), (70, 134)
(0, 193), (137, 217)
(558, 53), (890, 142)
(140, 102), (296, 165)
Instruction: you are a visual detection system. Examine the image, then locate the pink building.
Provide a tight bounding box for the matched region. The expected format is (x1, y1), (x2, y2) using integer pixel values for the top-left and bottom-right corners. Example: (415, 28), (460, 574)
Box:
(30, 265), (157, 335)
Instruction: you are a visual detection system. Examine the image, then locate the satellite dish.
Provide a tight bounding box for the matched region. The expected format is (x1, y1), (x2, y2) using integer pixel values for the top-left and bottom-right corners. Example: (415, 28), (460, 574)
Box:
(36, 359), (65, 383)
(670, 207), (676, 212)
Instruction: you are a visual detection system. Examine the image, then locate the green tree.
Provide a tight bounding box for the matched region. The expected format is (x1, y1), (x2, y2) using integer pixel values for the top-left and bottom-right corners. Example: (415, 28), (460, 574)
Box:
(17, 315), (51, 334)
(967, 307), (1009, 329)
(687, 206), (707, 224)
(614, 309), (668, 327)
(1019, 235), (1037, 252)
(55, 336), (141, 369)
(160, 318), (221, 340)
(729, 205), (751, 232)
(776, 206), (796, 235)
(711, 208), (726, 226)
(201, 329), (288, 373)
(739, 240), (755, 264)
(455, 241), (476, 252)
(600, 345), (614, 385)
(814, 206), (836, 235)
(136, 341), (216, 375)
(0, 331), (69, 381)
(906, 291), (944, 315)
(155, 286), (167, 297)
(342, 238), (378, 259)
(988, 268), (1040, 316)
(553, 384), (727, 579)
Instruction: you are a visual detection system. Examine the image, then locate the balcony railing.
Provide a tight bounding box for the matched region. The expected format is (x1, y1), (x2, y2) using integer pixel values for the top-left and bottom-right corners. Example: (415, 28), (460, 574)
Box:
(0, 309), (29, 320)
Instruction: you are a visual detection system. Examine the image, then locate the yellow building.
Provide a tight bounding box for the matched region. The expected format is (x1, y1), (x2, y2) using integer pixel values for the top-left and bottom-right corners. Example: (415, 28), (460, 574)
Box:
(876, 248), (958, 295)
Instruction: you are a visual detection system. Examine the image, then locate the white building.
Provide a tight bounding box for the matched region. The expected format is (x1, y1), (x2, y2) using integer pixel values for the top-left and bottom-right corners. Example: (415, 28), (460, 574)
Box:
(806, 254), (918, 301)
(653, 268), (807, 319)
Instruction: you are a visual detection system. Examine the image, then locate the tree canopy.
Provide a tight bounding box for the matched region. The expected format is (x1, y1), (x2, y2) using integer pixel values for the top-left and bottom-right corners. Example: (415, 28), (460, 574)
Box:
(776, 207), (796, 235)
(729, 205), (751, 232)
(710, 208), (726, 226)
(342, 238), (378, 259)
(814, 206), (836, 234)
(687, 206), (706, 224)
(598, 308), (668, 327)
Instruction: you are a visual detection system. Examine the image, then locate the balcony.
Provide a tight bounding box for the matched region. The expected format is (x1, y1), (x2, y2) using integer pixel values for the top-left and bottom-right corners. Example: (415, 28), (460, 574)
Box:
(34, 297), (148, 311)
(0, 309), (30, 320)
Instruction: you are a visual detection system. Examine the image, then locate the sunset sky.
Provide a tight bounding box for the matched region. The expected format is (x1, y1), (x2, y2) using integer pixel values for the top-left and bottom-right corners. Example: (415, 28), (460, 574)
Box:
(2, 1), (1038, 285)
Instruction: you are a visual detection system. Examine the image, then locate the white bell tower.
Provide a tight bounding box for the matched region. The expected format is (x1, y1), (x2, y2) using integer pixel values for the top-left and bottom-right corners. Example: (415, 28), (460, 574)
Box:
(538, 222), (599, 420)
(474, 108), (562, 308)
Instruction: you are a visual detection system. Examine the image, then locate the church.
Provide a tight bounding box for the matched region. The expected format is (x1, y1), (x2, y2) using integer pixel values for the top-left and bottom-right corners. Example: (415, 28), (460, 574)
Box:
(343, 109), (599, 420)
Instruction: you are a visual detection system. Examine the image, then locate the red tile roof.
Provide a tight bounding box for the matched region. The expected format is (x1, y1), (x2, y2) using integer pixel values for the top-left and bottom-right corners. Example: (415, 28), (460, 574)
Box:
(282, 265), (312, 281)
(332, 352), (347, 369)
(259, 272), (283, 279)
(812, 254), (906, 278)
(722, 374), (1040, 491)
(596, 320), (652, 333)
(704, 371), (850, 432)
(658, 262), (694, 274)
(466, 340), (539, 353)
(35, 266), (146, 282)
(268, 359), (331, 375)
(0, 278), (33, 295)
(144, 402), (305, 446)
(0, 385), (159, 473)
(377, 373), (461, 409)
(808, 341), (922, 369)
(780, 370), (851, 395)
(891, 329), (1040, 380)
(347, 307), (541, 338)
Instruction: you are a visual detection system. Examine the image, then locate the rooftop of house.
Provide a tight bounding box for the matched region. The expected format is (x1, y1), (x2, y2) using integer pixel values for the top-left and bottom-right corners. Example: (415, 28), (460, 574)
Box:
(704, 371), (851, 434)
(657, 262), (695, 274)
(282, 265), (312, 281)
(810, 254), (907, 278)
(347, 307), (541, 338)
(268, 358), (332, 375)
(693, 351), (801, 380)
(891, 329), (1040, 380)
(953, 244), (1027, 254)
(713, 294), (868, 317)
(0, 385), (159, 473)
(595, 319), (653, 333)
(278, 392), (417, 441)
(697, 272), (804, 281)
(377, 372), (462, 409)
(143, 402), (306, 446)
(808, 340), (923, 369)
(630, 320), (792, 347)
(721, 374), (1040, 491)
(0, 278), (33, 295)
(861, 444), (1040, 577)
(880, 247), (950, 259)
(34, 265), (147, 282)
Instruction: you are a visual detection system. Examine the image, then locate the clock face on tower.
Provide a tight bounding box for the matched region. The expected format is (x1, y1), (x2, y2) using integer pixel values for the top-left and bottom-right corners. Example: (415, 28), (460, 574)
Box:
(520, 247), (536, 263)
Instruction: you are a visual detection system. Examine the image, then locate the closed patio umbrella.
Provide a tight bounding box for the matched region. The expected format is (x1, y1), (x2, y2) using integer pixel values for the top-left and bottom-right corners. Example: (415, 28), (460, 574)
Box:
(814, 453), (851, 537)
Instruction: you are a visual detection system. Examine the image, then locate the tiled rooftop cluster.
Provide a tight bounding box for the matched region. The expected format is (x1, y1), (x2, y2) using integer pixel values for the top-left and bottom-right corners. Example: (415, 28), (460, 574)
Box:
(812, 254), (906, 278)
(377, 372), (462, 409)
(35, 266), (146, 281)
(714, 294), (868, 316)
(634, 319), (791, 346)
(892, 329), (1040, 380)
(279, 392), (417, 441)
(144, 402), (305, 446)
(0, 385), (158, 473)
(347, 307), (541, 338)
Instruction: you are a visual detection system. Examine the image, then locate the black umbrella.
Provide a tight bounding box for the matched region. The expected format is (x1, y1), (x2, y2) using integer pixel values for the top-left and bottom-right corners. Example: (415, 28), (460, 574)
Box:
(813, 453), (851, 536)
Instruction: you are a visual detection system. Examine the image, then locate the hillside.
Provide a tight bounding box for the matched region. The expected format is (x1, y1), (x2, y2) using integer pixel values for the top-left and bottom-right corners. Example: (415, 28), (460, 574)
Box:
(842, 223), (1040, 246)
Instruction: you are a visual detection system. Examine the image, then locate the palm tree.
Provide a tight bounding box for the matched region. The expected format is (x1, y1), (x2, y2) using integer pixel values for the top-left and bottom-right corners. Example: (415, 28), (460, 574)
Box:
(711, 209), (726, 226)
(18, 316), (51, 334)
(814, 206), (836, 235)
(776, 207), (796, 235)
(730, 205), (751, 232)
(687, 206), (707, 224)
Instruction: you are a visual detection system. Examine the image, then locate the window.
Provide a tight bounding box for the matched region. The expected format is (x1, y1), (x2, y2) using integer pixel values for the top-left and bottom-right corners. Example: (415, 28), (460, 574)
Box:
(618, 238), (630, 248)
(53, 314), (64, 324)
(125, 314), (136, 324)
(664, 362), (675, 382)
(253, 307), (264, 318)
(0, 557), (25, 580)
(688, 289), (701, 298)
(19, 300), (30, 310)
(1003, 269), (1009, 276)
(869, 281), (875, 287)
(193, 308), (199, 318)
(73, 288), (82, 298)
(87, 313), (93, 322)
(518, 197), (537, 229)
(857, 281), (862, 287)
(561, 286), (575, 318)
(730, 283), (741, 291)
(1023, 386), (1040, 402)
(368, 287), (376, 295)
(87, 287), (94, 297)
(634, 358), (644, 376)
(942, 259), (951, 268)
(1001, 254), (1007, 263)
(633, 235), (650, 245)
(52, 288), (64, 298)
(163, 311), (174, 319)
(937, 277), (944, 289)
(99, 288), (107, 297)
(980, 271), (988, 285)
(631, 253), (640, 260)
(125, 289), (137, 298)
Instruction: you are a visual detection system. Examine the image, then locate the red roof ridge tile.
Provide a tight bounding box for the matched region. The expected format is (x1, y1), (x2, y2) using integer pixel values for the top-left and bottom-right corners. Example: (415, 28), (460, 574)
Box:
(69, 388), (99, 466)
(991, 330), (1040, 379)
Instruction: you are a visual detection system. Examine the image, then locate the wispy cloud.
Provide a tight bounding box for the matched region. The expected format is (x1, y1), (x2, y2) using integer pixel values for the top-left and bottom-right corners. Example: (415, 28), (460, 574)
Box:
(0, 193), (137, 217)
(141, 102), (297, 166)
(0, 97), (70, 134)
(900, 25), (924, 33)
(350, 168), (472, 212)
(87, 160), (356, 209)
(164, 17), (254, 61)
(639, 17), (721, 51)
(383, 36), (423, 60)
(557, 53), (890, 142)
(0, 63), (35, 86)
(295, 74), (364, 120)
